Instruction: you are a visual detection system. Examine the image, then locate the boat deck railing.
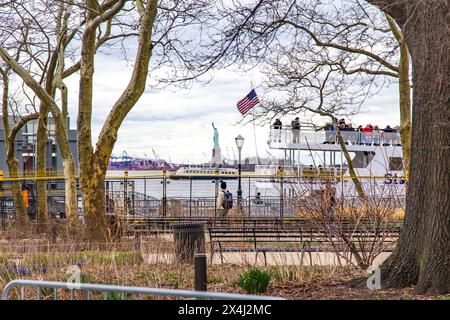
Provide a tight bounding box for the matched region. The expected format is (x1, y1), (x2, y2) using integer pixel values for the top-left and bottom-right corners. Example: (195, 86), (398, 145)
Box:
(269, 126), (401, 147)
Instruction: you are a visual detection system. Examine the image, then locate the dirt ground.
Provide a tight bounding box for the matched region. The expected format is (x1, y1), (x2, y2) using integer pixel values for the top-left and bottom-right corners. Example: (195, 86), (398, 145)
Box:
(210, 278), (449, 300)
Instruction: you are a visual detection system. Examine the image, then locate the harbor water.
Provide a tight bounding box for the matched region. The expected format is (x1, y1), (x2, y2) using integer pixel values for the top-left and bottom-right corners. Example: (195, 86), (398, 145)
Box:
(106, 170), (266, 200)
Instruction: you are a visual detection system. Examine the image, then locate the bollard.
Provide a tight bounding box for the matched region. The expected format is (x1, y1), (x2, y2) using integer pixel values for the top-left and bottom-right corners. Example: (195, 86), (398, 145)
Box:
(194, 254), (207, 291)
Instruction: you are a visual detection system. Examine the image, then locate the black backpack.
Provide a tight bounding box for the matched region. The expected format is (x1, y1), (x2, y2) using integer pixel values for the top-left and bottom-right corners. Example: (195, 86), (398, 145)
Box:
(222, 190), (233, 209)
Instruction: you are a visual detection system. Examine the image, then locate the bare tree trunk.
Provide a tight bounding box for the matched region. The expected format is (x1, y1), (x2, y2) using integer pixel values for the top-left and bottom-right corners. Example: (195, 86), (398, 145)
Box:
(6, 156), (29, 231)
(368, 0), (450, 294)
(333, 120), (367, 202)
(81, 165), (108, 243)
(64, 157), (79, 233)
(386, 14), (411, 180)
(397, 41), (411, 180)
(36, 106), (49, 233)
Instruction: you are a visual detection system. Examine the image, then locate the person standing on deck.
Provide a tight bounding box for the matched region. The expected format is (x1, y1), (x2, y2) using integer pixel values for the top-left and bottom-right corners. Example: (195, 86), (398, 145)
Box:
(324, 122), (334, 144)
(273, 119), (283, 142)
(291, 117), (300, 143)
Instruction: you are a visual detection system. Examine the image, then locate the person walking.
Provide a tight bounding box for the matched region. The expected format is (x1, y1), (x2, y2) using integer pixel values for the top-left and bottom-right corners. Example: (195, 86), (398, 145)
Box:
(216, 181), (232, 219)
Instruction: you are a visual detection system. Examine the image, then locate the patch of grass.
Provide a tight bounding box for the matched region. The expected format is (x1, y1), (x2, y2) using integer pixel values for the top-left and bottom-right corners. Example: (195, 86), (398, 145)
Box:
(165, 271), (181, 289)
(114, 252), (143, 265)
(207, 273), (225, 285)
(235, 268), (271, 294)
(270, 266), (300, 283)
(0, 255), (12, 265)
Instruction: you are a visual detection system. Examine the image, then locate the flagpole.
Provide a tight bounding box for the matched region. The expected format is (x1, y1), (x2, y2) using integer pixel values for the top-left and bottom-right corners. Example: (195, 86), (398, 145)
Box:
(250, 81), (261, 165)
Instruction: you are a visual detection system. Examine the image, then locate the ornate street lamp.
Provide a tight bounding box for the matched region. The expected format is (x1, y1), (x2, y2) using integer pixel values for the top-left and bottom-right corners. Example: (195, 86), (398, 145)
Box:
(235, 135), (245, 208)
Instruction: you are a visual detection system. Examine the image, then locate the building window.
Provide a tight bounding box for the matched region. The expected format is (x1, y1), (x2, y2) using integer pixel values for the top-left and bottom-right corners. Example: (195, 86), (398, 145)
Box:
(389, 157), (404, 171)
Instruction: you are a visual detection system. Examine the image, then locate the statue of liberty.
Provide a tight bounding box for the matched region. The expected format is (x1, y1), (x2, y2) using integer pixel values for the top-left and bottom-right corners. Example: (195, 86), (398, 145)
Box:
(212, 123), (219, 148)
(211, 122), (222, 165)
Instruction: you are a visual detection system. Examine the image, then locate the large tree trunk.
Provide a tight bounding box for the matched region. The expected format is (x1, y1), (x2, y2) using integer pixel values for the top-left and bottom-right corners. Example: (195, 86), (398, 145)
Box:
(369, 0), (450, 295)
(81, 164), (108, 243)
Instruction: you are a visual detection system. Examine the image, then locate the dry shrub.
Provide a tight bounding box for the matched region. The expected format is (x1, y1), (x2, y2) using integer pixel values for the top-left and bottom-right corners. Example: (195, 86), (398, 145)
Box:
(288, 181), (405, 270)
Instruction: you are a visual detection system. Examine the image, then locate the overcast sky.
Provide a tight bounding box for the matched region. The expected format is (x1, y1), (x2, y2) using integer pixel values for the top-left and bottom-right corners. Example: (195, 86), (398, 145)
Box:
(64, 53), (401, 164)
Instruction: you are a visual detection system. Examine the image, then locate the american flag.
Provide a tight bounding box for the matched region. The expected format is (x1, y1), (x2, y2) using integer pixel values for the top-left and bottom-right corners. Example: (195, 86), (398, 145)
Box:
(237, 89), (260, 115)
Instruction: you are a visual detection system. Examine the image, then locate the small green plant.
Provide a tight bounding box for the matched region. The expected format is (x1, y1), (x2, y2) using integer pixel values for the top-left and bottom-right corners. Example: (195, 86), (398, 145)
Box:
(114, 252), (143, 265)
(373, 293), (386, 300)
(235, 268), (271, 294)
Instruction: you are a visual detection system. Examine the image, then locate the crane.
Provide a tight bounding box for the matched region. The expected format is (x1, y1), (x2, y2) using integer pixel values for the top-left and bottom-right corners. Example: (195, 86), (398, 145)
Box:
(152, 148), (160, 166)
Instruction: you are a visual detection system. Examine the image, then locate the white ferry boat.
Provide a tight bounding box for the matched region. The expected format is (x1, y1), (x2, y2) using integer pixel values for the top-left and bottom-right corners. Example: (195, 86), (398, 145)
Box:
(169, 165), (238, 180)
(255, 126), (406, 200)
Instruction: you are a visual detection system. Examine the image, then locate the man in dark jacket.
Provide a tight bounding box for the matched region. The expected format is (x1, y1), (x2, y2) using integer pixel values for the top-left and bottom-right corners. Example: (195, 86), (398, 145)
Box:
(273, 119), (283, 142)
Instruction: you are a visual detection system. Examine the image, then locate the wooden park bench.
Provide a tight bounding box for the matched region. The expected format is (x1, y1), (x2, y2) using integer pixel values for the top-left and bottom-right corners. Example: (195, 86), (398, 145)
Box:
(120, 216), (310, 235)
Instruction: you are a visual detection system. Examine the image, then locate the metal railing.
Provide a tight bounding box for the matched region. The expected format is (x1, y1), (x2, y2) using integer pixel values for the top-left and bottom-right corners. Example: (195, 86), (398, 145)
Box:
(0, 174), (406, 222)
(2, 279), (285, 300)
(269, 127), (401, 146)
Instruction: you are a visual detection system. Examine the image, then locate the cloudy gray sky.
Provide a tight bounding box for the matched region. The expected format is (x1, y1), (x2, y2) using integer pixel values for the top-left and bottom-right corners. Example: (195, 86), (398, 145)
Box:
(64, 52), (400, 164)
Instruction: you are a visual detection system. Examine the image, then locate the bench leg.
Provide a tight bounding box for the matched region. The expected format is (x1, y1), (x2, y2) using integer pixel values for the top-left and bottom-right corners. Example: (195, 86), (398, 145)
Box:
(210, 241), (215, 264)
(218, 242), (224, 264)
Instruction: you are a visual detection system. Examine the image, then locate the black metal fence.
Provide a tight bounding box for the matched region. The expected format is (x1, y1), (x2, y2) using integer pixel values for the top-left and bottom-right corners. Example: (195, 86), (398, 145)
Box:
(0, 173), (406, 222)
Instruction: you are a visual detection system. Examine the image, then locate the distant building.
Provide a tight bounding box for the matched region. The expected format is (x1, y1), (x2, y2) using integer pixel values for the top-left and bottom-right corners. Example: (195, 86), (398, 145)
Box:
(0, 116), (78, 177)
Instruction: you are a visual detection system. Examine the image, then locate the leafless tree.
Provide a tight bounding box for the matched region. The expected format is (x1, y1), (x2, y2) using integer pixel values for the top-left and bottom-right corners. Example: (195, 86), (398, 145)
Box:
(207, 0), (448, 294)
(208, 0), (411, 177)
(0, 0), (222, 241)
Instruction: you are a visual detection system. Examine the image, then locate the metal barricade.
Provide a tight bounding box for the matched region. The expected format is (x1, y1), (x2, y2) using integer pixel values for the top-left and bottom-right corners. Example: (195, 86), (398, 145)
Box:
(2, 279), (285, 300)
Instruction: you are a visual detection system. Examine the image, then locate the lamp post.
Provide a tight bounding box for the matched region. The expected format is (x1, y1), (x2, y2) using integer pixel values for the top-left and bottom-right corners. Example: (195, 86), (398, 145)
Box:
(235, 135), (245, 208)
